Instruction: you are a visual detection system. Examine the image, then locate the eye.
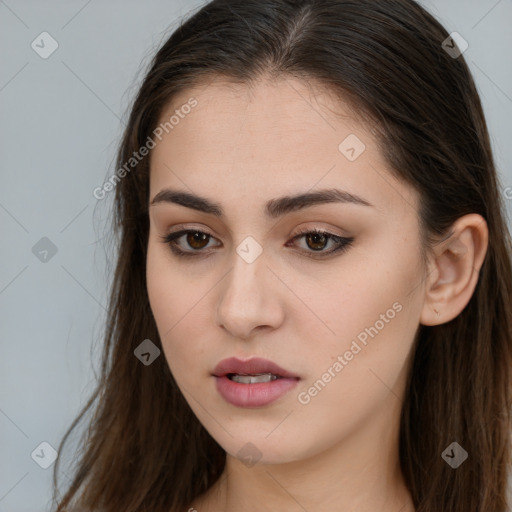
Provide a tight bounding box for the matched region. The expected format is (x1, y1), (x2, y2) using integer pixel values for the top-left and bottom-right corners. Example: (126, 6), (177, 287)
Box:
(160, 229), (220, 256)
(159, 228), (354, 259)
(287, 228), (354, 258)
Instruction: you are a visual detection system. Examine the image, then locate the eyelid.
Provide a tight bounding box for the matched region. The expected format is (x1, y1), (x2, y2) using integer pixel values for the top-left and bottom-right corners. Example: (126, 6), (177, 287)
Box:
(292, 224), (347, 239)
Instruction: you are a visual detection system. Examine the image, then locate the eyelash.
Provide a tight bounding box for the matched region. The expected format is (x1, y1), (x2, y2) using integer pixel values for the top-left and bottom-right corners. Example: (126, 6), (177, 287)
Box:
(159, 227), (354, 260)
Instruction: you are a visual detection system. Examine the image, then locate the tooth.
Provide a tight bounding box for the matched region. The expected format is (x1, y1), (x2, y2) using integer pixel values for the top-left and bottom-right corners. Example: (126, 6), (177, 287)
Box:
(230, 373), (279, 384)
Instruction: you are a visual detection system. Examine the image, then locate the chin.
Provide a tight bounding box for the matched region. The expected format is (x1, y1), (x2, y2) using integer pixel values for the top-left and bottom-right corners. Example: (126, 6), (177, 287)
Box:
(216, 434), (308, 467)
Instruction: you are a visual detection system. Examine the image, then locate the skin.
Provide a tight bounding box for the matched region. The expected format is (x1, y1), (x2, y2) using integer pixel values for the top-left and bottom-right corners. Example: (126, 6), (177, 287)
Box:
(146, 76), (488, 512)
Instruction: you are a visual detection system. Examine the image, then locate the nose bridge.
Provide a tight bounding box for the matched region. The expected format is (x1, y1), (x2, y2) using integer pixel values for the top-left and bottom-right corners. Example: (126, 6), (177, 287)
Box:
(222, 242), (266, 307)
(216, 240), (282, 337)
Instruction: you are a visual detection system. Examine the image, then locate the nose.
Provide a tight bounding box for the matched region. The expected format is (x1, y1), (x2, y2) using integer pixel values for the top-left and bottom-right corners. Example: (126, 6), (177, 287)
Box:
(215, 247), (285, 340)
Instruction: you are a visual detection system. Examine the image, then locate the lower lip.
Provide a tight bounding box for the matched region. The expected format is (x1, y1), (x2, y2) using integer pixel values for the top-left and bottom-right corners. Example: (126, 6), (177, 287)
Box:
(214, 375), (300, 407)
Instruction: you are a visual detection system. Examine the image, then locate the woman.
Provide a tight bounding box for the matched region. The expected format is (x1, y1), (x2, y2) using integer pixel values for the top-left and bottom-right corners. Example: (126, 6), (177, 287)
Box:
(53, 0), (512, 511)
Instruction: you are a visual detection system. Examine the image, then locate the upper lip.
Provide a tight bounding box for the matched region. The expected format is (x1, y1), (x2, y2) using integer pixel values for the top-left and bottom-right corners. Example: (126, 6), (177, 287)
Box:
(212, 357), (300, 379)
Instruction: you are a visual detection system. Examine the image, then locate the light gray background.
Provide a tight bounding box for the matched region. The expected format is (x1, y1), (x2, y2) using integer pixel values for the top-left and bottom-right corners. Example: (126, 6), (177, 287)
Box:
(1, 1), (511, 511)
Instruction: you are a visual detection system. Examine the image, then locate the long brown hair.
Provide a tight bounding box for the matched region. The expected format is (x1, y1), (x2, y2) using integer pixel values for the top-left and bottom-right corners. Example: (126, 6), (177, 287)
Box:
(52, 1), (512, 510)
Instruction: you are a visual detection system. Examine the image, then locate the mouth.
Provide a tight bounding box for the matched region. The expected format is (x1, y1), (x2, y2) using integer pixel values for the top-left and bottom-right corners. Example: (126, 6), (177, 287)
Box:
(212, 356), (300, 380)
(212, 357), (301, 408)
(225, 373), (283, 384)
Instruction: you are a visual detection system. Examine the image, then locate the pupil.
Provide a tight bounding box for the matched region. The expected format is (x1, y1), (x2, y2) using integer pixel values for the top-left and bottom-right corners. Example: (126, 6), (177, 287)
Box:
(307, 233), (327, 251)
(187, 232), (209, 249)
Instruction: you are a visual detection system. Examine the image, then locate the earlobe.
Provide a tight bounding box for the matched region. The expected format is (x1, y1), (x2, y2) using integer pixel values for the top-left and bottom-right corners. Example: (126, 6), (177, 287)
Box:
(420, 214), (488, 326)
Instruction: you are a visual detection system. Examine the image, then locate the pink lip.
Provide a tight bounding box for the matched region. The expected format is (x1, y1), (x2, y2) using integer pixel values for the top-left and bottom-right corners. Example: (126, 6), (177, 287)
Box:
(212, 357), (299, 379)
(212, 357), (301, 408)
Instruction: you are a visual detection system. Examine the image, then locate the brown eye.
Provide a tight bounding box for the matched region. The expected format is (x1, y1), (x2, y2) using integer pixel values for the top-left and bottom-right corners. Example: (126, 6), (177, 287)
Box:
(162, 228), (353, 259)
(304, 232), (328, 251)
(288, 228), (354, 258)
(161, 229), (220, 256)
(186, 231), (210, 250)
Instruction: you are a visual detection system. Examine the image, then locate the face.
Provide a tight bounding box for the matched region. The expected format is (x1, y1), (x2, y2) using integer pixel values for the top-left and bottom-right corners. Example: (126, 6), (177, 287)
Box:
(146, 76), (426, 465)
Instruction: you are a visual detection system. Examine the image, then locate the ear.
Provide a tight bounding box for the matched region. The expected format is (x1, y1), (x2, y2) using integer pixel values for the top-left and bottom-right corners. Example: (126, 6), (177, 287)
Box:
(420, 214), (489, 326)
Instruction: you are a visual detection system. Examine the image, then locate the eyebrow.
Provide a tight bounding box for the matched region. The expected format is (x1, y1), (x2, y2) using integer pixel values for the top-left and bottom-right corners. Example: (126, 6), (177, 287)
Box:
(149, 187), (374, 218)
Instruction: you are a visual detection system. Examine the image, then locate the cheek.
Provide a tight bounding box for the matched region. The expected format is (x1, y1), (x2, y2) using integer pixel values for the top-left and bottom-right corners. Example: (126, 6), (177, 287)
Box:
(301, 236), (422, 393)
(146, 244), (179, 336)
(305, 238), (420, 346)
(146, 241), (212, 377)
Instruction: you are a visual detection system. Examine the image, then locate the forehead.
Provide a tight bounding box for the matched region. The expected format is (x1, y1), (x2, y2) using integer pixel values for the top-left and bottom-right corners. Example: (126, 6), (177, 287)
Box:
(149, 76), (419, 220)
(156, 75), (365, 147)
(159, 74), (360, 133)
